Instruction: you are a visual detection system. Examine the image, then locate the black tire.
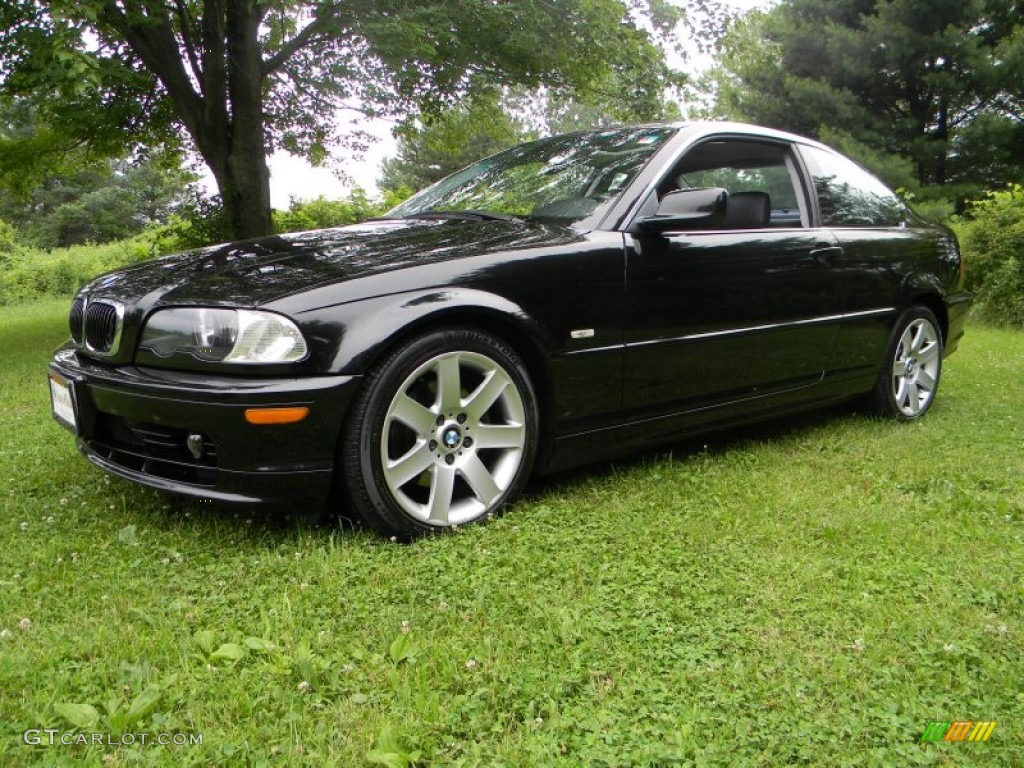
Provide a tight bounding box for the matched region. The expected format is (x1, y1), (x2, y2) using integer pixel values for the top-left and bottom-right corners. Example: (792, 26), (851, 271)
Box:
(867, 306), (943, 420)
(341, 328), (539, 538)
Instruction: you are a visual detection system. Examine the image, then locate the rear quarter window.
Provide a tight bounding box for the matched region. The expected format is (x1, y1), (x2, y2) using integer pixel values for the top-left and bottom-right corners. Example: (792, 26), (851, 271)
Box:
(800, 145), (905, 227)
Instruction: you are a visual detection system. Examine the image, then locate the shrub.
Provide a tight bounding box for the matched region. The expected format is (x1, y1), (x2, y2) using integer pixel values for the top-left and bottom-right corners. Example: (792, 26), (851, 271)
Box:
(951, 185), (1024, 326)
(909, 197), (955, 225)
(0, 238), (157, 306)
(158, 194), (232, 251)
(0, 188), (417, 305)
(0, 219), (24, 270)
(273, 189), (390, 234)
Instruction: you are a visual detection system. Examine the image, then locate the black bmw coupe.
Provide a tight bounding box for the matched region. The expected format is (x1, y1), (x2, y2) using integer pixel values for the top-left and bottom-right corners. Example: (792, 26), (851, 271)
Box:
(49, 122), (972, 537)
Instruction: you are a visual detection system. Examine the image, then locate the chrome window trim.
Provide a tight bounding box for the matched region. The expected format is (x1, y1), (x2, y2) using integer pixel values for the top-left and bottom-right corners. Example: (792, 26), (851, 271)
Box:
(560, 307), (898, 357)
(628, 307), (897, 348)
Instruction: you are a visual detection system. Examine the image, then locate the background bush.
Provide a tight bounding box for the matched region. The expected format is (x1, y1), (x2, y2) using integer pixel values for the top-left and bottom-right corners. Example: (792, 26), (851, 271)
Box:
(0, 189), (414, 306)
(272, 187), (412, 234)
(951, 185), (1024, 327)
(0, 237), (159, 305)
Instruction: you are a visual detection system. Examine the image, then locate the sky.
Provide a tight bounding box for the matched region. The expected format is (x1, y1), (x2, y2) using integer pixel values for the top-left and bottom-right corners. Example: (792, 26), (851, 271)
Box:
(257, 0), (773, 208)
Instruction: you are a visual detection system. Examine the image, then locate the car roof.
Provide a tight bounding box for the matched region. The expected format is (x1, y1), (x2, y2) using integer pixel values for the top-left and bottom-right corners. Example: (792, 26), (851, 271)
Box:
(531, 121), (838, 157)
(651, 121), (837, 154)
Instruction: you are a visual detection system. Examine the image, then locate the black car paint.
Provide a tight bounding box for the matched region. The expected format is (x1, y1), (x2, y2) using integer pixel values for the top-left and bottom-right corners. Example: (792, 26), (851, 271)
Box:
(50, 346), (354, 505)
(49, 122), (972, 507)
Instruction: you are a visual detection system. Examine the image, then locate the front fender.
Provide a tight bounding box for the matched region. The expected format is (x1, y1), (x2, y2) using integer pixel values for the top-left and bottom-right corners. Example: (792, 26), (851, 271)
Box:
(288, 287), (555, 375)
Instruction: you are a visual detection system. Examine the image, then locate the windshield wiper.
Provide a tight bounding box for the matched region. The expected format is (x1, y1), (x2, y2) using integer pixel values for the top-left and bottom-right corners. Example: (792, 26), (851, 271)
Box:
(395, 209), (523, 223)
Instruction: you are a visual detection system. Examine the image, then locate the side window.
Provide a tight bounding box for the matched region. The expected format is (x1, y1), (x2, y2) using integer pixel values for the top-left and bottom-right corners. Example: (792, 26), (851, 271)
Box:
(800, 145), (905, 227)
(661, 139), (807, 229)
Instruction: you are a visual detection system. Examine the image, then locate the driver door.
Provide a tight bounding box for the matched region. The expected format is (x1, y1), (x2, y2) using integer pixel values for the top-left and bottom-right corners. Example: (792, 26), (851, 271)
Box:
(623, 137), (844, 418)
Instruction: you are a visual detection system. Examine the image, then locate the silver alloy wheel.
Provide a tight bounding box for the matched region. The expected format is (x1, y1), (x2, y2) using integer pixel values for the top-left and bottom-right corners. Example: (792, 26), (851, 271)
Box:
(380, 350), (527, 525)
(891, 317), (941, 417)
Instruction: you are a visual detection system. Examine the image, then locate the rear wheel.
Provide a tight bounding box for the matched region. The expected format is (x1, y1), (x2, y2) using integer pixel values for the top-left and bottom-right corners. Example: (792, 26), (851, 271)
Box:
(868, 306), (943, 420)
(341, 329), (538, 538)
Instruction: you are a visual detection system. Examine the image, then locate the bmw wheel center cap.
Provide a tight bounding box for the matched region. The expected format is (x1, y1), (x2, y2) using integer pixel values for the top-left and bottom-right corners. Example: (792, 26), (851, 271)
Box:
(442, 427), (461, 449)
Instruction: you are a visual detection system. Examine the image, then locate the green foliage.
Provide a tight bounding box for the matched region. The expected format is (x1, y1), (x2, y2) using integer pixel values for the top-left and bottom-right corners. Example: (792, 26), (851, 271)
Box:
(157, 194), (233, 252)
(366, 726), (422, 768)
(273, 189), (399, 234)
(951, 185), (1024, 326)
(906, 196), (955, 225)
(537, 87), (683, 136)
(713, 0), (1024, 190)
(0, 133), (194, 249)
(0, 189), (415, 305)
(0, 237), (158, 305)
(0, 0), (690, 239)
(0, 218), (22, 269)
(380, 94), (528, 195)
(2, 298), (1023, 765)
(379, 72), (688, 198)
(817, 126), (919, 194)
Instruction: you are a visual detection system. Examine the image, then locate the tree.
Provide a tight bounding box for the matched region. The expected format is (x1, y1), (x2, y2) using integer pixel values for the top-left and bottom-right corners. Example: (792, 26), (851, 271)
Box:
(0, 155), (193, 248)
(379, 58), (688, 197)
(0, 104), (193, 247)
(711, 0), (1024, 191)
(0, 0), (686, 241)
(379, 92), (527, 195)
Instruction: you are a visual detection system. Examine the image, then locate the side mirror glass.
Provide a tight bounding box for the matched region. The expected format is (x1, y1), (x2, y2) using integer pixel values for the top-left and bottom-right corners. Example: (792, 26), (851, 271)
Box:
(640, 187), (728, 231)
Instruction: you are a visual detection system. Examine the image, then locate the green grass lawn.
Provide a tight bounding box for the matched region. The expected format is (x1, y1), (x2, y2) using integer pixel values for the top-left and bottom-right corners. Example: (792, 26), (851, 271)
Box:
(1, 298), (1022, 766)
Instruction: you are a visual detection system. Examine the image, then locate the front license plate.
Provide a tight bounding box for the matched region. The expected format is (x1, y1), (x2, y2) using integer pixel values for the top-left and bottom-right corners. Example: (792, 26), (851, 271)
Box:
(49, 373), (78, 434)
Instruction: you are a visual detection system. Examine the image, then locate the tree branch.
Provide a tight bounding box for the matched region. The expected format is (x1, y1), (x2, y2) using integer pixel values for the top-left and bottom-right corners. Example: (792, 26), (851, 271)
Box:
(262, 5), (342, 77)
(98, 1), (205, 137)
(174, 0), (204, 93)
(200, 0), (229, 144)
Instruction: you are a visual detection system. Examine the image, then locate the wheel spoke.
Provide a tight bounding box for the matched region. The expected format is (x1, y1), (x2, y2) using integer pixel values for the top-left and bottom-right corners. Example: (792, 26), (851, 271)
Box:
(892, 360), (906, 377)
(917, 369), (936, 392)
(383, 441), (433, 488)
(917, 343), (940, 364)
(389, 393), (436, 435)
(427, 464), (456, 523)
(463, 368), (510, 419)
(910, 322), (927, 354)
(435, 354), (462, 412)
(899, 327), (914, 358)
(906, 380), (920, 412)
(474, 422), (525, 449)
(893, 376), (908, 408)
(460, 455), (503, 506)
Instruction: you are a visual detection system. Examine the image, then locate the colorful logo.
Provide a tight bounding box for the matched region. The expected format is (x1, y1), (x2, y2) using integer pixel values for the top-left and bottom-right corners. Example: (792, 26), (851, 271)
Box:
(921, 721), (996, 742)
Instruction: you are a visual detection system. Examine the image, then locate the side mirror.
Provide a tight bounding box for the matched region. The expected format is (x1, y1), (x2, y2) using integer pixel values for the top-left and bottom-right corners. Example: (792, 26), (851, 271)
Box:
(640, 187), (728, 231)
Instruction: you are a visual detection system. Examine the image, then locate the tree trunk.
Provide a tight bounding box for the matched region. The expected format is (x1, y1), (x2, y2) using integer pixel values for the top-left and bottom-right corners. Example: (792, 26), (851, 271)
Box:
(934, 100), (949, 187)
(202, 147), (270, 241)
(222, 0), (272, 239)
(100, 0), (274, 241)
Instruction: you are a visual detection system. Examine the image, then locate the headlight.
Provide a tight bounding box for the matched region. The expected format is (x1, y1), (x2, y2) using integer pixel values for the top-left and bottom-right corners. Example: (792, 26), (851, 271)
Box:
(138, 308), (308, 364)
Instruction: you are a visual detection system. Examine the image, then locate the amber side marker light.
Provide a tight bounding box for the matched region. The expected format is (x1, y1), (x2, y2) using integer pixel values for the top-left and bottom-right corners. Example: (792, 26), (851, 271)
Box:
(244, 407), (310, 425)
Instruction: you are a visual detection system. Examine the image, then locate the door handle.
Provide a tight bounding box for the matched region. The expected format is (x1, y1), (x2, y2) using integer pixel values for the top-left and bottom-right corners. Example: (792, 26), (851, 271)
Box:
(810, 245), (843, 263)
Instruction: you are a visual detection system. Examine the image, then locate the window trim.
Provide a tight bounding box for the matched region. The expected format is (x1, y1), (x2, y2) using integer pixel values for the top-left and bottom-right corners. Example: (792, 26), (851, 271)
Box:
(794, 142), (907, 229)
(625, 135), (814, 233)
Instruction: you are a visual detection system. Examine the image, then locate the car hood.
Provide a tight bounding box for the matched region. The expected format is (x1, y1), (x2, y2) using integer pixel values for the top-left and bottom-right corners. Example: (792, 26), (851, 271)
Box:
(82, 218), (585, 307)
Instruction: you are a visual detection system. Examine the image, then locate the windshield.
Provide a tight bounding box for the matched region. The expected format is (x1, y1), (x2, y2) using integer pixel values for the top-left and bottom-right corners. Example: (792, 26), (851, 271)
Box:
(387, 126), (678, 226)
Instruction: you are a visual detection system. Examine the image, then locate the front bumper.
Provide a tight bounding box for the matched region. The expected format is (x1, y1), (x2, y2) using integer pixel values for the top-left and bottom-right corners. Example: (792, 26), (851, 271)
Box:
(49, 346), (360, 508)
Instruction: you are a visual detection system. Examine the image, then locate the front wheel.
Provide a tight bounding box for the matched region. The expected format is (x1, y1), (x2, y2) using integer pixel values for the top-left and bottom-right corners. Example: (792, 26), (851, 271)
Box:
(341, 329), (539, 538)
(868, 306), (943, 420)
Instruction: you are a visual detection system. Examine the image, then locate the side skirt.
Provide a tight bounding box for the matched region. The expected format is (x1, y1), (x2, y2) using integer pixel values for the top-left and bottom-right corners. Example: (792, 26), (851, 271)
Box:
(540, 371), (876, 475)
